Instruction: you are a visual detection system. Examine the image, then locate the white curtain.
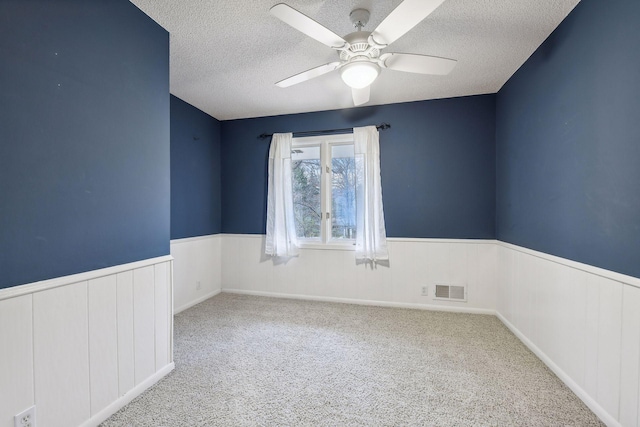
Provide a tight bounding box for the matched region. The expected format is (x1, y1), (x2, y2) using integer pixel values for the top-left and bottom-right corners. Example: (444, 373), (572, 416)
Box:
(354, 126), (388, 262)
(265, 133), (299, 257)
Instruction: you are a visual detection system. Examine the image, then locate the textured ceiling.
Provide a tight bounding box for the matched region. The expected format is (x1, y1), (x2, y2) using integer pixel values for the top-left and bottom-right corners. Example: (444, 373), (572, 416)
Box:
(130, 0), (580, 121)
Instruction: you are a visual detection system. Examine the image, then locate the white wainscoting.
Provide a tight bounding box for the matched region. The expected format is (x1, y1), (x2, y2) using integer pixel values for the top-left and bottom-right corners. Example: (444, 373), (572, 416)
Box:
(0, 256), (174, 427)
(170, 234), (222, 314)
(221, 234), (497, 314)
(497, 242), (640, 427)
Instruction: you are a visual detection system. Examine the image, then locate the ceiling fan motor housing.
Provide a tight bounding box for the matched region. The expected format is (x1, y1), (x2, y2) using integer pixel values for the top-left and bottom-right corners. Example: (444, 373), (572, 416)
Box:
(340, 31), (380, 61)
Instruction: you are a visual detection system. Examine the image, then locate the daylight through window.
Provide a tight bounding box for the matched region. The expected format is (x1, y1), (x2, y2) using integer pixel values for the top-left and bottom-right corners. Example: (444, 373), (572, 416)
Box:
(291, 134), (357, 247)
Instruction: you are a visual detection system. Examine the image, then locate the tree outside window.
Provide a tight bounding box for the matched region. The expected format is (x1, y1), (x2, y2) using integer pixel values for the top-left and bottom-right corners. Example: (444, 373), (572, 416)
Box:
(291, 135), (356, 247)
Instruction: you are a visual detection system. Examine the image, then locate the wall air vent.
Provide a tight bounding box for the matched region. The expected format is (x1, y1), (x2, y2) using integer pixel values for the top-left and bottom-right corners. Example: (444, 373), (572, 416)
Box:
(434, 284), (467, 302)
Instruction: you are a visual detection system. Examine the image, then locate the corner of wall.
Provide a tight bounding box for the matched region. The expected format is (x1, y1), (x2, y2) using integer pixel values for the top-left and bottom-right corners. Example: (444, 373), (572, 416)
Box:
(170, 234), (223, 313)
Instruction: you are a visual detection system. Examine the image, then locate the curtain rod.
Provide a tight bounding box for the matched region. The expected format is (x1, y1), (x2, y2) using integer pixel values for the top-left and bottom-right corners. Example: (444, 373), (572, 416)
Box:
(258, 123), (391, 139)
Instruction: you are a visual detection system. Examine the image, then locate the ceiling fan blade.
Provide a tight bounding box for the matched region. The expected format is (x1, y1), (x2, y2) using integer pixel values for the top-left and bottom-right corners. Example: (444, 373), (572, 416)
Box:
(276, 62), (341, 88)
(352, 86), (370, 106)
(371, 0), (445, 47)
(381, 53), (456, 75)
(270, 4), (347, 49)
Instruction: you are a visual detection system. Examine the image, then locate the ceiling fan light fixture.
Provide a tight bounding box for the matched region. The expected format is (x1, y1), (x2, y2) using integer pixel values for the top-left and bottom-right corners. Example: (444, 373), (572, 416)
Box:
(340, 61), (380, 89)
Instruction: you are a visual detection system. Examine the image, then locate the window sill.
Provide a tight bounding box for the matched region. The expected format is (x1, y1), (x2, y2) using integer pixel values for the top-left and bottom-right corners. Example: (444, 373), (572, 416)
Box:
(298, 241), (356, 251)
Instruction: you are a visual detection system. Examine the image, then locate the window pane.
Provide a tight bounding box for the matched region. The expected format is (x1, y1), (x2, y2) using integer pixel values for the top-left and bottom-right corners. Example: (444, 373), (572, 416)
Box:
(331, 144), (356, 240)
(291, 146), (321, 239)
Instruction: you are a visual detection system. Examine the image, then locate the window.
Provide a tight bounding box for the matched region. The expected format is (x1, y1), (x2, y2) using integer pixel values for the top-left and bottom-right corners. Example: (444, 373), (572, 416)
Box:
(266, 126), (386, 260)
(291, 134), (356, 248)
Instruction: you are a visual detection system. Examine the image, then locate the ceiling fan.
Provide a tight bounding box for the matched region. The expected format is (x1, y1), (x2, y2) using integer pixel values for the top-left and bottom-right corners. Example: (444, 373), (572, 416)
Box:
(270, 0), (456, 106)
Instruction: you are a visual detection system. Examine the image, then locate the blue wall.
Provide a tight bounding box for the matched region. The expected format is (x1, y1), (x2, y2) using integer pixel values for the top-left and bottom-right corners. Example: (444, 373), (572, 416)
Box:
(170, 95), (222, 239)
(221, 95), (496, 238)
(8, 0), (631, 288)
(0, 0), (170, 289)
(496, 0), (640, 277)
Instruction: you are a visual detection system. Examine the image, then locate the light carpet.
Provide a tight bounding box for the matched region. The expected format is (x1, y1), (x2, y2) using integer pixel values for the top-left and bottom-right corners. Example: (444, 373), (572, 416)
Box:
(101, 293), (603, 426)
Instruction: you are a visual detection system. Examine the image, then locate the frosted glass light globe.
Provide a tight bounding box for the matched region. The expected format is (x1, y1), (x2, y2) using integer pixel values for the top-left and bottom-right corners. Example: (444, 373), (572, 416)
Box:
(340, 61), (380, 89)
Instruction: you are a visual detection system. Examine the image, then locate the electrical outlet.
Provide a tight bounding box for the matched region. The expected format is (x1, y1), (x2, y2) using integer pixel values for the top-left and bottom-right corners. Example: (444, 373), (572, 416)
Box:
(196, 281), (202, 290)
(14, 406), (36, 427)
(421, 286), (428, 296)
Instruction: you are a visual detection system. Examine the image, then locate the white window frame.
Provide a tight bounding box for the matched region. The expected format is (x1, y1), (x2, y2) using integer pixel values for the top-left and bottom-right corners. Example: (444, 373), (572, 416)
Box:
(292, 133), (356, 251)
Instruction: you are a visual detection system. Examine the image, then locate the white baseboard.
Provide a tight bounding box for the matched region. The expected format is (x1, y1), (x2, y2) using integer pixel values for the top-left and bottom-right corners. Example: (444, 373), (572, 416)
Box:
(222, 289), (496, 315)
(79, 362), (175, 427)
(174, 289), (221, 315)
(496, 312), (618, 427)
